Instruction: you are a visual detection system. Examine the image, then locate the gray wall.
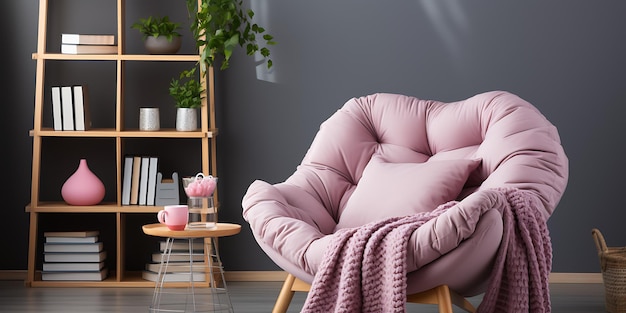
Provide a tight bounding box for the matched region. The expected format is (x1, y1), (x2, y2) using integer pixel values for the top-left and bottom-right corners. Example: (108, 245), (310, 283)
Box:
(4, 0), (626, 274)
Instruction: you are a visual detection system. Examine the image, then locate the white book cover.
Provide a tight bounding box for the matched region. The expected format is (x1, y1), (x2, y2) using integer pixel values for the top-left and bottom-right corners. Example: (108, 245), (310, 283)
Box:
(43, 261), (105, 272)
(44, 230), (99, 238)
(46, 236), (98, 243)
(44, 251), (107, 263)
(152, 253), (205, 263)
(61, 44), (117, 54)
(61, 34), (115, 45)
(160, 240), (204, 252)
(121, 156), (134, 205)
(138, 156), (150, 205)
(44, 242), (103, 253)
(51, 86), (63, 130)
(146, 156), (159, 206)
(72, 85), (91, 131)
(145, 262), (207, 273)
(42, 268), (108, 281)
(60, 86), (74, 130)
(142, 270), (206, 282)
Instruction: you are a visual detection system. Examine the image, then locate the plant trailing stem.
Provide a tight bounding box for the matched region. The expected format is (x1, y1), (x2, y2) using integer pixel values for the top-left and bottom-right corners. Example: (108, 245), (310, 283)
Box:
(185, 0), (276, 73)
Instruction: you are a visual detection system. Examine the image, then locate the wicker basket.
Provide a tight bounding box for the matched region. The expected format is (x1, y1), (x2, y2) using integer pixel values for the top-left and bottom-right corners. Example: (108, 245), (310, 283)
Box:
(592, 228), (626, 313)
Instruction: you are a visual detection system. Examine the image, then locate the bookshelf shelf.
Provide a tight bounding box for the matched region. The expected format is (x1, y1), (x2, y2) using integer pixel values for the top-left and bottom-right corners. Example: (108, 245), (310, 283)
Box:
(29, 271), (213, 288)
(26, 202), (164, 213)
(26, 0), (216, 287)
(33, 53), (200, 62)
(31, 129), (216, 138)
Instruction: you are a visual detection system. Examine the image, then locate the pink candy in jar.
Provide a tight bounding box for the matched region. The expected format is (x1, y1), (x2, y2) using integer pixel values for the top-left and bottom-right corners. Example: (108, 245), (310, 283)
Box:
(183, 173), (217, 198)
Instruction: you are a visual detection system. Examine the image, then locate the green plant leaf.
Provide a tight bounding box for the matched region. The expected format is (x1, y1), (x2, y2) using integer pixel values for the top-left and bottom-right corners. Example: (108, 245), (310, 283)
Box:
(169, 67), (205, 108)
(185, 0), (276, 72)
(131, 15), (181, 40)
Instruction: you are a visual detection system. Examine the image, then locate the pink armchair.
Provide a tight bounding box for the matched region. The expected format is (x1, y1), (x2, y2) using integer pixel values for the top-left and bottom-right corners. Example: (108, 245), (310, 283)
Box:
(242, 91), (568, 312)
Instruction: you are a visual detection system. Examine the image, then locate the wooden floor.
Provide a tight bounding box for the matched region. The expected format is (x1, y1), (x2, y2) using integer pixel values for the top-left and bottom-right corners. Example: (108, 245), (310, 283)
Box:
(0, 280), (608, 312)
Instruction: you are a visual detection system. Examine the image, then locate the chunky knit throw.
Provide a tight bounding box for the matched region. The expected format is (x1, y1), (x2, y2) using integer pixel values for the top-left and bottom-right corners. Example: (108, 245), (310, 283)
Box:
(477, 188), (552, 313)
(300, 188), (552, 313)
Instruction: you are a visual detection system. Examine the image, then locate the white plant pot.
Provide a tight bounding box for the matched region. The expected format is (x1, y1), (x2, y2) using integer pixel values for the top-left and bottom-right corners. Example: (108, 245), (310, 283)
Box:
(176, 108), (198, 131)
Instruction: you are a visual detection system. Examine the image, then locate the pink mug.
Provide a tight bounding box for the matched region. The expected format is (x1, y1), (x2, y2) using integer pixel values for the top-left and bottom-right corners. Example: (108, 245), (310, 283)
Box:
(157, 205), (189, 231)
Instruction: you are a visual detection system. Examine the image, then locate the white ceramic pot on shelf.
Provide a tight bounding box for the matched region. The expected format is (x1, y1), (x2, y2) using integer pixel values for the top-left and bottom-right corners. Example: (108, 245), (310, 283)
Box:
(176, 107), (197, 131)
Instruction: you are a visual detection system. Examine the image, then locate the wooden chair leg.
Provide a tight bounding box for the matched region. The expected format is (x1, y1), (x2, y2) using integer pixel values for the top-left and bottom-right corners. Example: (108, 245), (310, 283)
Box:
(435, 286), (454, 313)
(272, 274), (297, 313)
(272, 274), (312, 313)
(406, 285), (476, 313)
(445, 285), (476, 313)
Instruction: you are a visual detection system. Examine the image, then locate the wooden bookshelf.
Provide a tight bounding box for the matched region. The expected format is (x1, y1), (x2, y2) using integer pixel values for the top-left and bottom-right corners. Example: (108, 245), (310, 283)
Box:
(26, 0), (216, 287)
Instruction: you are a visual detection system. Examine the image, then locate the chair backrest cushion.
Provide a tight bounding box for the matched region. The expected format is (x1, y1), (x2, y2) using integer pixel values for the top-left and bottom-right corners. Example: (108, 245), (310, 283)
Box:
(288, 91), (568, 230)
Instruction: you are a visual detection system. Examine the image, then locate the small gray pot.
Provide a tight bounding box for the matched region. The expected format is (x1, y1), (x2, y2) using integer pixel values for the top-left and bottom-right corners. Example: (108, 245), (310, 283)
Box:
(176, 108), (198, 131)
(144, 36), (181, 54)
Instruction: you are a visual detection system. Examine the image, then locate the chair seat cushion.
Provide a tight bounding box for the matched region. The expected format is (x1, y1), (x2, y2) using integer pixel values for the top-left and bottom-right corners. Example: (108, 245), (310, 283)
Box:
(243, 181), (504, 292)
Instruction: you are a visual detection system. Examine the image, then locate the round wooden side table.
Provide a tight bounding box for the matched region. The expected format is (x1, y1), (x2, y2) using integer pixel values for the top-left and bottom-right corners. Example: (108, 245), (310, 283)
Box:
(142, 223), (241, 313)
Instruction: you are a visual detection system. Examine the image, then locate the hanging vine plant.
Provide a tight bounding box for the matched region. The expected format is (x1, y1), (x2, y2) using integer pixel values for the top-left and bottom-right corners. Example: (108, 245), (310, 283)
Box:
(185, 0), (276, 73)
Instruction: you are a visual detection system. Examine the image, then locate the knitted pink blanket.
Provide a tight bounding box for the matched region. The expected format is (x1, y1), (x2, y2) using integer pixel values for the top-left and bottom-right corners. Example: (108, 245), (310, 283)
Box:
(300, 188), (552, 313)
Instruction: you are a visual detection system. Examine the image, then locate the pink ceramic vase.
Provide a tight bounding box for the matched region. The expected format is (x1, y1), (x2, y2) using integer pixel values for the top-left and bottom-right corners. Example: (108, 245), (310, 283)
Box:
(61, 159), (106, 206)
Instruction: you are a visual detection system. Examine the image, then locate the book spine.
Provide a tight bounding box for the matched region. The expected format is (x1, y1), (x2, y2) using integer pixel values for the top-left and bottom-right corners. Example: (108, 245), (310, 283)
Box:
(130, 156), (142, 205)
(61, 44), (118, 54)
(61, 34), (115, 45)
(46, 236), (98, 243)
(41, 268), (107, 281)
(121, 156), (134, 205)
(138, 156), (150, 205)
(44, 231), (99, 237)
(51, 86), (63, 131)
(151, 253), (205, 263)
(43, 261), (104, 272)
(146, 156), (159, 206)
(160, 240), (204, 251)
(142, 270), (206, 282)
(44, 251), (107, 263)
(60, 86), (74, 130)
(43, 242), (103, 253)
(73, 85), (85, 131)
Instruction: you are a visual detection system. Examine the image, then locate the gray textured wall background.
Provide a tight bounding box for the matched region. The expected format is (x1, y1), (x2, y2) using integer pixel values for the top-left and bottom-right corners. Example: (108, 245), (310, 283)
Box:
(3, 0), (625, 274)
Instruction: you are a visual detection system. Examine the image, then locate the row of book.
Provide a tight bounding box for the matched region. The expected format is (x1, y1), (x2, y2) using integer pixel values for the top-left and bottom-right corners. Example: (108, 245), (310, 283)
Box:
(142, 239), (207, 282)
(122, 155), (159, 206)
(41, 231), (207, 282)
(51, 85), (91, 131)
(61, 33), (117, 55)
(41, 231), (108, 281)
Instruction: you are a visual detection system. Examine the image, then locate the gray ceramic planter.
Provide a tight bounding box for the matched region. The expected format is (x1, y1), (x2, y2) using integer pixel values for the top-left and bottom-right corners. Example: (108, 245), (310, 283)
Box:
(144, 36), (181, 54)
(176, 108), (198, 131)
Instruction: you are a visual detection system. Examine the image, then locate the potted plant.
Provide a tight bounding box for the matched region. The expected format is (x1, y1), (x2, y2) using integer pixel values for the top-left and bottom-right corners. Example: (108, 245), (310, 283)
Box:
(169, 67), (205, 131)
(185, 0), (276, 72)
(167, 0), (276, 131)
(131, 15), (183, 54)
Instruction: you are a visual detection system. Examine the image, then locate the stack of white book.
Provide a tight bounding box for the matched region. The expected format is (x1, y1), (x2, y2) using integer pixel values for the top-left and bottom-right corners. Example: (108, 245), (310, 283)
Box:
(142, 239), (207, 282)
(51, 85), (91, 131)
(61, 33), (117, 54)
(42, 231), (108, 281)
